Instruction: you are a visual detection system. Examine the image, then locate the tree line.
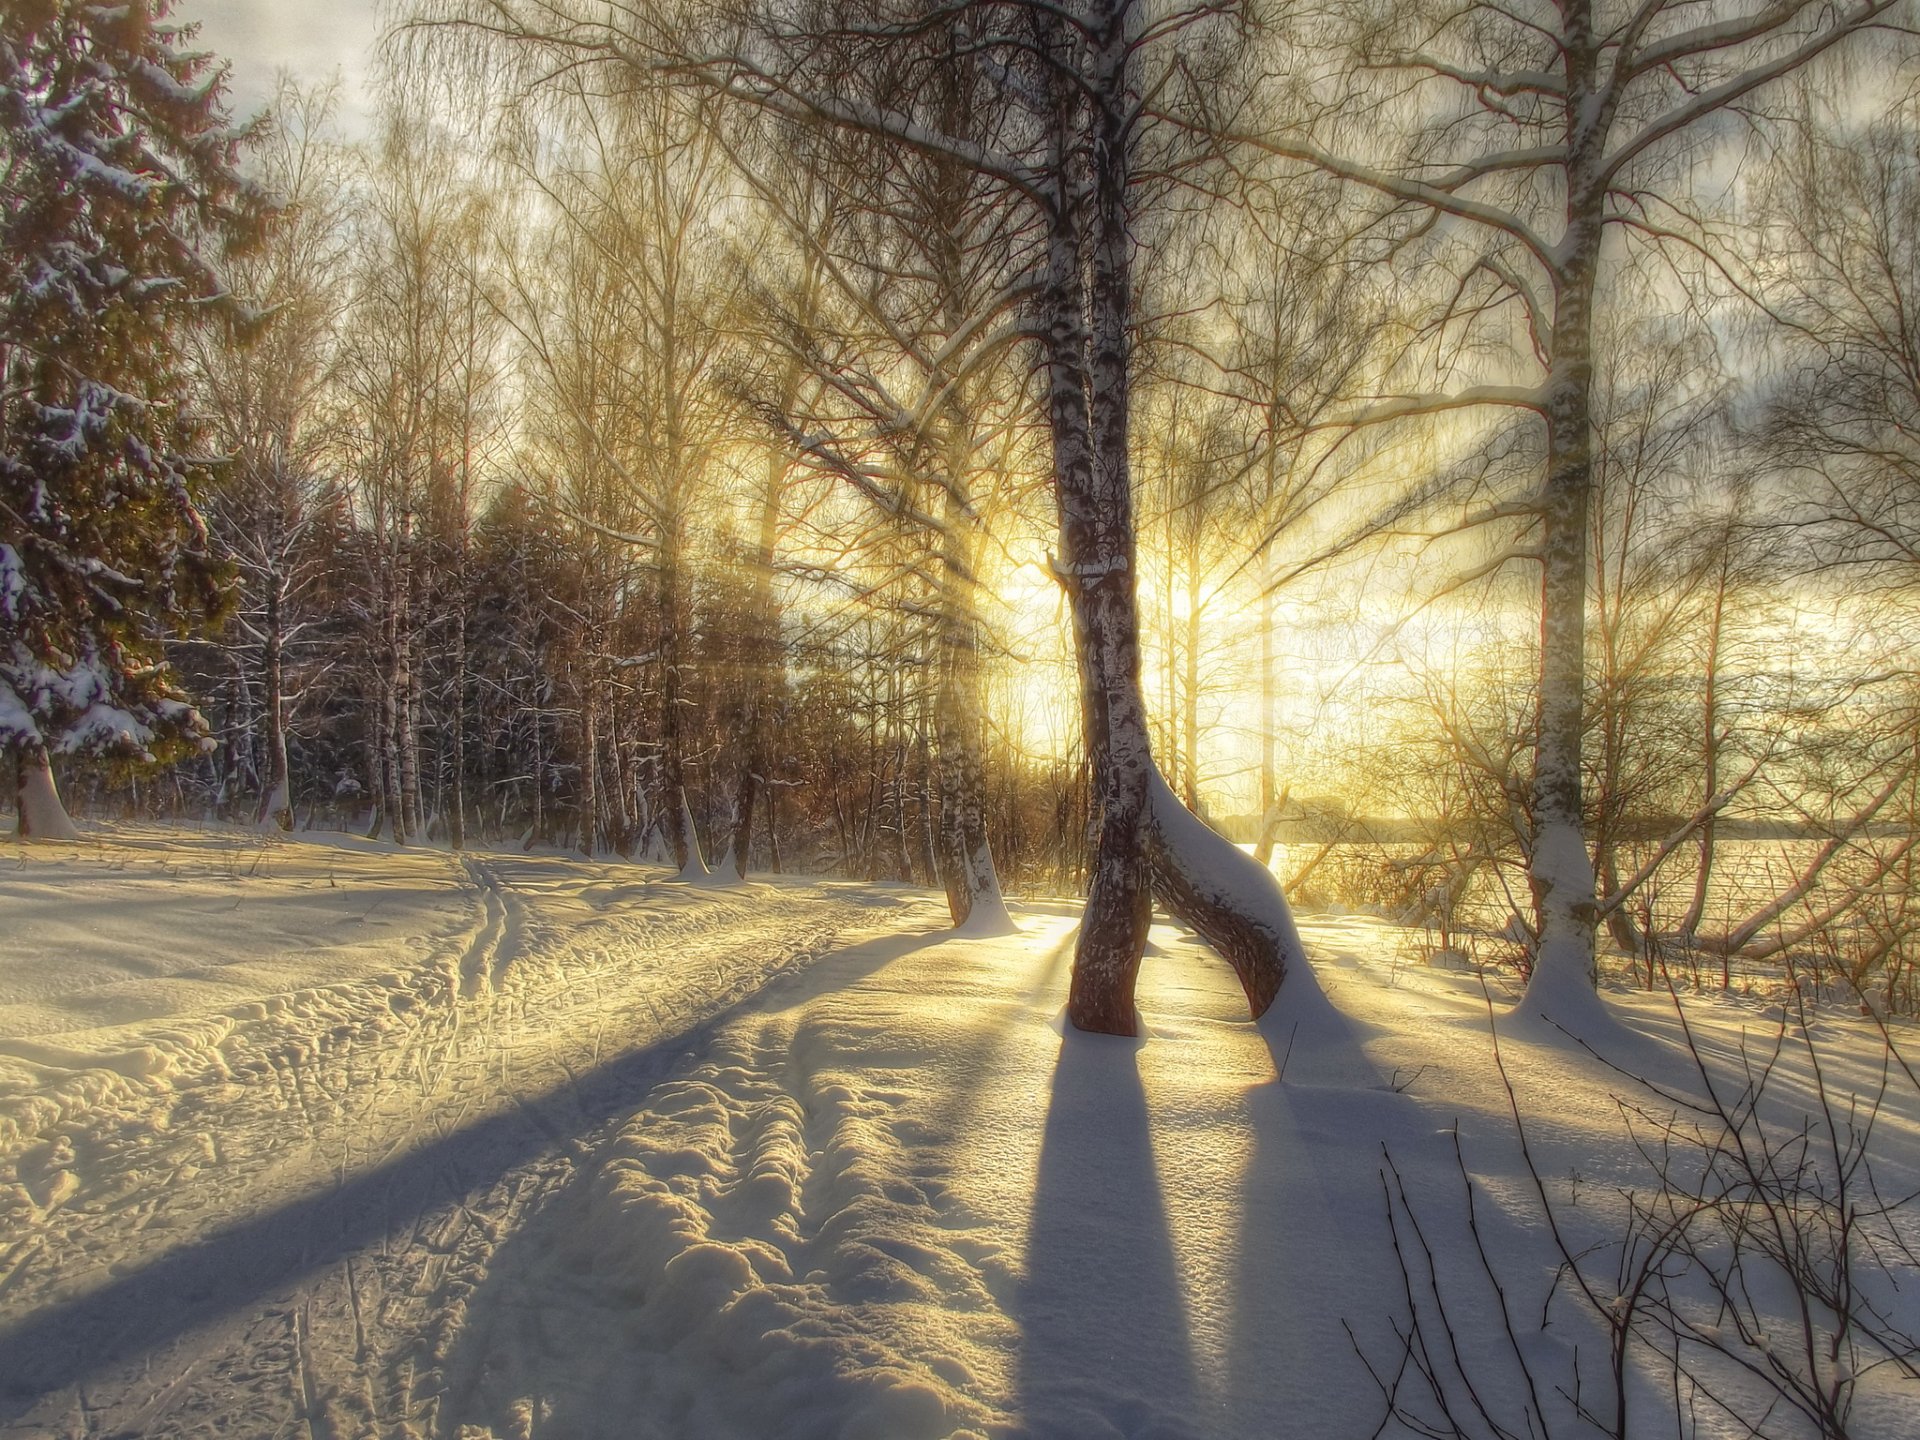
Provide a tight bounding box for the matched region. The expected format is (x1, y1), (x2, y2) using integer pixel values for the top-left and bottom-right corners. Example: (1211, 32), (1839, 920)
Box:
(5, 0), (1920, 1029)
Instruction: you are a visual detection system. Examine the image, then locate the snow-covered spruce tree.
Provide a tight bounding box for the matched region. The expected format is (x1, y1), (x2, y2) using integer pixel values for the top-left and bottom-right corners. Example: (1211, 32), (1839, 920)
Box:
(1, 0), (263, 836)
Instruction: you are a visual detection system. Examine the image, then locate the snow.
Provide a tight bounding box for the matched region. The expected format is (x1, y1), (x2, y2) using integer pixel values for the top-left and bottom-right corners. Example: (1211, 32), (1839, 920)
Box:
(0, 546), (23, 621)
(1, 826), (1915, 1438)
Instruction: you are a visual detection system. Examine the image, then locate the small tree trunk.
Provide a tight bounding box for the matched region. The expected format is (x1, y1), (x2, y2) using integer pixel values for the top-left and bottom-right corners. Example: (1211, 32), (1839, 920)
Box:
(1254, 552), (1280, 867)
(1679, 566), (1727, 943)
(254, 574), (293, 831)
(378, 542), (407, 844)
(379, 671), (404, 844)
(528, 711), (545, 851)
(766, 780), (783, 874)
(914, 721), (938, 891)
(448, 601), (467, 852)
(658, 503), (706, 875)
(608, 719), (632, 856)
(16, 746), (80, 840)
(578, 667), (598, 858)
(932, 501), (1013, 932)
(398, 584), (423, 843)
(1182, 544), (1202, 811)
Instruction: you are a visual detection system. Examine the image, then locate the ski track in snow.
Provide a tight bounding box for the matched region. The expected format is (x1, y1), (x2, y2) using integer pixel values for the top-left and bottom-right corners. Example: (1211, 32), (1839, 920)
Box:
(4, 830), (1918, 1439)
(0, 828), (912, 1439)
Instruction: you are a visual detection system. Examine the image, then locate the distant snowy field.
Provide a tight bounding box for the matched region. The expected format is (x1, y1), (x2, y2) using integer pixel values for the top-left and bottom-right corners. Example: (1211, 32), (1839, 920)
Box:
(2, 824), (1916, 1438)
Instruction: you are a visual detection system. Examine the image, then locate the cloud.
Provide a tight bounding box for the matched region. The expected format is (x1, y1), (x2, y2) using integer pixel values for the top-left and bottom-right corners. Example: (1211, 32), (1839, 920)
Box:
(177, 0), (385, 132)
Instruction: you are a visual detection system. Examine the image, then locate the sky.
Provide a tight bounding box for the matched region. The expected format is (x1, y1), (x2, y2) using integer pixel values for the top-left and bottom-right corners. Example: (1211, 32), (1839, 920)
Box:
(178, 0), (386, 134)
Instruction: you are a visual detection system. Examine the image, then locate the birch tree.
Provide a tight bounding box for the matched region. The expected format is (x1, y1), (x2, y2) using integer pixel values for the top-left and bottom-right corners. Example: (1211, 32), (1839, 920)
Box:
(192, 83), (352, 831)
(1227, 0), (1905, 1020)
(410, 0), (1322, 1032)
(496, 80), (734, 874)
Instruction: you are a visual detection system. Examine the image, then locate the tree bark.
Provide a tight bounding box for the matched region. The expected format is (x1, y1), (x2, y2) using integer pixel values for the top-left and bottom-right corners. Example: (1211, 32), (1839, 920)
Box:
(658, 499), (705, 875)
(1254, 551), (1280, 867)
(1045, 6), (1154, 1035)
(932, 487), (1013, 930)
(15, 746), (80, 840)
(397, 534), (423, 843)
(448, 600), (467, 851)
(1031, 0), (1322, 1029)
(1679, 564), (1727, 943)
(578, 664), (598, 857)
(1522, 39), (1604, 1013)
(253, 566), (293, 832)
(1144, 771), (1303, 1017)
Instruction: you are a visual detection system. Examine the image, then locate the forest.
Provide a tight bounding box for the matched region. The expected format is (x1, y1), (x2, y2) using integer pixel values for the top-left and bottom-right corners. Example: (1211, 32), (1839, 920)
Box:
(9, 0), (1920, 1026)
(6, 2), (1920, 1436)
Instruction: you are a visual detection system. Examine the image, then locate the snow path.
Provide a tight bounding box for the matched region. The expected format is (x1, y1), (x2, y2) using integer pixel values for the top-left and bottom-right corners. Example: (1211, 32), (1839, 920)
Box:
(419, 908), (1920, 1440)
(425, 907), (1454, 1440)
(4, 832), (1916, 1438)
(0, 828), (914, 1438)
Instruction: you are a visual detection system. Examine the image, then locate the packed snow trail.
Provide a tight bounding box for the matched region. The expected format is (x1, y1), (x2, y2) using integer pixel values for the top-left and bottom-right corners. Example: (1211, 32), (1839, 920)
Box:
(6, 829), (1918, 1438)
(424, 905), (1447, 1440)
(0, 827), (915, 1438)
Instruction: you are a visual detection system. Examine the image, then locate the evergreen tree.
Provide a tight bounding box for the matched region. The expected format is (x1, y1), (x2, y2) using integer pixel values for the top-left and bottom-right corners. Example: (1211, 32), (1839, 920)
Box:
(0, 0), (263, 835)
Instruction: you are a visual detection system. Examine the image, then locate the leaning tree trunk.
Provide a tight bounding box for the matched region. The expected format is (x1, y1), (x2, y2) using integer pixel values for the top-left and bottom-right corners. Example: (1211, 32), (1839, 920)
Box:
(1047, 0), (1311, 1032)
(1043, 70), (1153, 1034)
(15, 745), (80, 840)
(1144, 772), (1307, 1017)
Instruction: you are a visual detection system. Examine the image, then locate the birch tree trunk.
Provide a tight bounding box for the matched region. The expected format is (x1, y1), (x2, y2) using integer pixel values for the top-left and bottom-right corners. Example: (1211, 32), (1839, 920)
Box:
(578, 664), (598, 857)
(724, 444), (784, 879)
(1046, 0), (1311, 1031)
(933, 479), (1013, 931)
(659, 511), (707, 876)
(1522, 127), (1603, 1015)
(378, 549), (406, 844)
(1253, 550), (1280, 867)
(253, 569), (292, 831)
(448, 599), (467, 852)
(1680, 565), (1728, 943)
(398, 541), (424, 842)
(1042, 39), (1154, 1032)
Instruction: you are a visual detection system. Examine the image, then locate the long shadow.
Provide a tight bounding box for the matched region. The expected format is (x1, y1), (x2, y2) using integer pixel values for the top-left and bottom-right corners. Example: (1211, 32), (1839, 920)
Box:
(0, 927), (944, 1417)
(1015, 1028), (1202, 1438)
(917, 923), (1075, 1142)
(1217, 1011), (1413, 1434)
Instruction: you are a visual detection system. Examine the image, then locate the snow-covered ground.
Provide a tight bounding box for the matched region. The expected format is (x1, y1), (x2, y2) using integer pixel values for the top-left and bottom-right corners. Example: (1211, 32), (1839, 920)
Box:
(2, 825), (1916, 1438)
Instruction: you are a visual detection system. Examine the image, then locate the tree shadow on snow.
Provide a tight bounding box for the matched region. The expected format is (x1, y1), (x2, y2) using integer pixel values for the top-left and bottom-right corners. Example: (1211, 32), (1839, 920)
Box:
(1014, 1029), (1202, 1440)
(0, 928), (947, 1424)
